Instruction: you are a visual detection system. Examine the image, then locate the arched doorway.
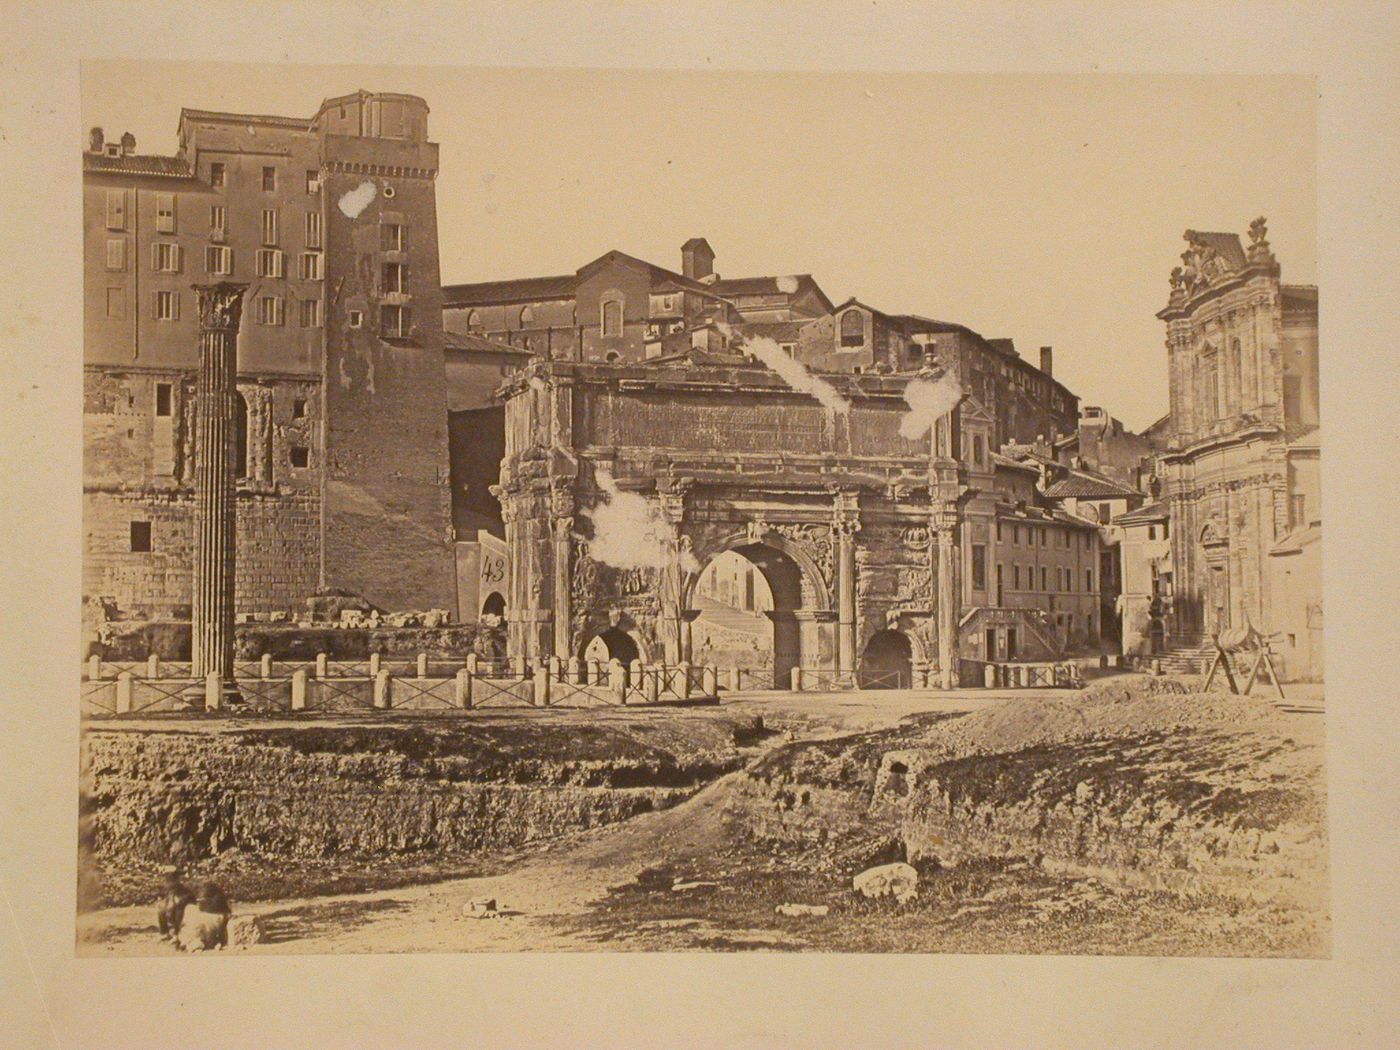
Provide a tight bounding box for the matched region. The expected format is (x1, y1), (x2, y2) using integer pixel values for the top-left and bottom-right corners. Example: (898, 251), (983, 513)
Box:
(689, 541), (807, 687)
(481, 591), (506, 619)
(582, 626), (640, 667)
(860, 630), (913, 689)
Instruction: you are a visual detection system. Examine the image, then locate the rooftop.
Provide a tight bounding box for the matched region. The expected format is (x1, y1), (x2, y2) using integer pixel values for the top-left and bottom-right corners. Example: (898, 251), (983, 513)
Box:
(1114, 501), (1170, 526)
(82, 152), (192, 179)
(1042, 469), (1143, 500)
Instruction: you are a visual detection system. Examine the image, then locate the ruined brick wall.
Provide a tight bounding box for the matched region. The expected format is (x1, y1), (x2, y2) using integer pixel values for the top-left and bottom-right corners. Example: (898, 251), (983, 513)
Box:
(83, 369), (322, 623)
(318, 124), (455, 613)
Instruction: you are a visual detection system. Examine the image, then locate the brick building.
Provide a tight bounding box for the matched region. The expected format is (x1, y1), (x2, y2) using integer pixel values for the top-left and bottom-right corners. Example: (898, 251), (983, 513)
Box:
(83, 91), (455, 647)
(1152, 218), (1321, 679)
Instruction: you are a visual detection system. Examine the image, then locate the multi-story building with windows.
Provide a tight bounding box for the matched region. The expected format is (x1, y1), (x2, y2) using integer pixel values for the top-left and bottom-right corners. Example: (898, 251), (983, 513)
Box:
(82, 91), (455, 647)
(1152, 218), (1321, 679)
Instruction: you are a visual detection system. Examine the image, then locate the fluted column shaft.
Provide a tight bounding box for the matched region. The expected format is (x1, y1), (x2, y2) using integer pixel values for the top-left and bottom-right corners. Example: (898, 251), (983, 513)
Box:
(190, 284), (247, 680)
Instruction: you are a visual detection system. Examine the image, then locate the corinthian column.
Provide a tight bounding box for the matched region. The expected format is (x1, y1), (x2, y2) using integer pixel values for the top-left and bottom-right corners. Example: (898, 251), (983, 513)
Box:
(933, 508), (959, 690)
(190, 283), (247, 693)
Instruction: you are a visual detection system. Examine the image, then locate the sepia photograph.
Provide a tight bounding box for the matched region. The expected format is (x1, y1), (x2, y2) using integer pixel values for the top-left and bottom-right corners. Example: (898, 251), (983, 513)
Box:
(68, 59), (1331, 962)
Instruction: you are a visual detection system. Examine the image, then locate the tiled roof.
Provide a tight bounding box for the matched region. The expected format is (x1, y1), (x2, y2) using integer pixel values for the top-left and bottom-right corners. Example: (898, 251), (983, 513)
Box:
(442, 274), (577, 307)
(82, 152), (193, 179)
(710, 274), (829, 305)
(442, 330), (534, 355)
(734, 320), (812, 343)
(180, 107), (312, 130)
(1114, 501), (1170, 526)
(991, 452), (1040, 474)
(1042, 470), (1143, 500)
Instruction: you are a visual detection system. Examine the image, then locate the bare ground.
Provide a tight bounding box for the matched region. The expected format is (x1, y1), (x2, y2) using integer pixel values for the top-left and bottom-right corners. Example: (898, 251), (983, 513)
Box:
(76, 678), (1327, 957)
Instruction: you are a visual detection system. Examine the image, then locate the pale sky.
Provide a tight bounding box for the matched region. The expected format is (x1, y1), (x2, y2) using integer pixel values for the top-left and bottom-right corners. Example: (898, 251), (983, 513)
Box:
(83, 62), (1316, 431)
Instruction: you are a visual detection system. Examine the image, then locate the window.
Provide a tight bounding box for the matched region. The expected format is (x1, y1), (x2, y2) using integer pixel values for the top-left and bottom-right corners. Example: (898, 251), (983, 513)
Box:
(348, 310), (363, 328)
(380, 222), (403, 251)
(381, 304), (411, 338)
(972, 434), (985, 467)
(154, 383), (172, 417)
(381, 261), (404, 293)
(1147, 525), (1156, 541)
(1098, 502), (1112, 523)
(1040, 566), (1048, 591)
(1014, 526), (1022, 546)
(601, 298), (623, 337)
(129, 521), (151, 553)
(261, 208), (278, 246)
(1013, 564), (1021, 589)
(971, 544), (986, 591)
(209, 162), (225, 188)
(299, 298), (322, 328)
(1028, 527), (1036, 548)
(305, 211), (322, 249)
(105, 238), (126, 271)
(105, 189), (126, 230)
(153, 290), (179, 321)
(1039, 527), (1047, 546)
(262, 166), (276, 192)
(205, 245), (232, 275)
(290, 446), (310, 468)
(292, 398), (307, 419)
(839, 310), (864, 347)
(464, 309), (482, 333)
(155, 193), (176, 233)
(234, 392), (249, 478)
(1162, 520), (1169, 541)
(300, 252), (323, 281)
(1085, 568), (1094, 592)
(105, 287), (125, 319)
(210, 205), (227, 240)
(996, 521), (1003, 543)
(305, 169), (320, 194)
(151, 242), (181, 273)
(256, 295), (284, 326)
(519, 305), (533, 326)
(255, 249), (284, 278)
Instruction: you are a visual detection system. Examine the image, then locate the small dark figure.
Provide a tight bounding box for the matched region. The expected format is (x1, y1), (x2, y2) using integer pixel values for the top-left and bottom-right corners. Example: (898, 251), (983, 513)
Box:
(175, 881), (232, 952)
(155, 869), (194, 941)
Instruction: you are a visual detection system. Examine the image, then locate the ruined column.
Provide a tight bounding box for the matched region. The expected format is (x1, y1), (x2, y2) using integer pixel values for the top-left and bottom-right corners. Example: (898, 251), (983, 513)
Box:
(834, 515), (860, 675)
(189, 283), (247, 693)
(551, 507), (573, 661)
(934, 508), (960, 690)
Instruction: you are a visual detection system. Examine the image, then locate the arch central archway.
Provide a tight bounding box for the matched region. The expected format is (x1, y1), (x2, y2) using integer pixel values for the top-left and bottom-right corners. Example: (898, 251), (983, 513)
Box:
(688, 540), (813, 687)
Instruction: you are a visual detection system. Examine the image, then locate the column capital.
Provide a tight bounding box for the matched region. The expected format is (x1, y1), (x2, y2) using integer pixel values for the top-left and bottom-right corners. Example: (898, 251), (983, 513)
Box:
(193, 282), (249, 333)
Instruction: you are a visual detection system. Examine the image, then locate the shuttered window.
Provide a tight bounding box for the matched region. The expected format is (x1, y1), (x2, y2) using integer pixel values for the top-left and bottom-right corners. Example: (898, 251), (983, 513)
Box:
(155, 193), (176, 233)
(105, 190), (126, 230)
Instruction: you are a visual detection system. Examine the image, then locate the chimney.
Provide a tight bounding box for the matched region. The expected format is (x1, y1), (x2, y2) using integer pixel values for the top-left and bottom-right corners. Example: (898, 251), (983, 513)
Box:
(89, 127), (104, 153)
(681, 238), (715, 281)
(1039, 345), (1053, 376)
(120, 131), (136, 156)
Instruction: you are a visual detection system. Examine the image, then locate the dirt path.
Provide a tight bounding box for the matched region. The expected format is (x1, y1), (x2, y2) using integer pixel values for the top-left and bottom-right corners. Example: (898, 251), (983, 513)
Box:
(78, 767), (757, 955)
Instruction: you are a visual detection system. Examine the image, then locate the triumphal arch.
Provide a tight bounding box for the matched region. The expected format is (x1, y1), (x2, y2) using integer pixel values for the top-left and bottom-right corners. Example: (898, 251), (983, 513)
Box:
(493, 354), (965, 687)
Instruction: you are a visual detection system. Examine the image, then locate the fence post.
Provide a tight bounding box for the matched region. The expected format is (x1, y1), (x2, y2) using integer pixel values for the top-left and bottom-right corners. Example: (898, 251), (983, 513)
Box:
(727, 666), (740, 692)
(790, 666), (802, 691)
(291, 669), (307, 711)
(533, 664), (551, 707)
(455, 668), (472, 709)
(369, 652), (382, 677)
(608, 659), (625, 704)
(569, 657), (582, 684)
(147, 653), (160, 679)
(373, 670), (391, 709)
(88, 654), (101, 681)
(984, 663), (997, 689)
(645, 667), (659, 704)
(116, 671), (133, 714)
(629, 659), (643, 690)
(548, 655), (562, 682)
(511, 655), (527, 679)
(702, 665), (717, 698)
(416, 652), (428, 679)
(204, 672), (221, 711)
(677, 661), (692, 700)
(316, 653), (328, 679)
(260, 653), (273, 679)
(465, 653), (478, 676)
